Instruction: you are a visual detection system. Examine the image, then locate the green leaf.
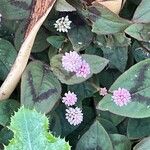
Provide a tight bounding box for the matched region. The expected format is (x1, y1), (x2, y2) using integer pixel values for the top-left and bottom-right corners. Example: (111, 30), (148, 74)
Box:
(132, 41), (150, 62)
(80, 3), (130, 34)
(5, 107), (70, 150)
(96, 33), (131, 72)
(133, 137), (150, 150)
(21, 61), (61, 113)
(0, 127), (13, 145)
(100, 111), (125, 126)
(0, 0), (31, 20)
(97, 59), (150, 118)
(76, 120), (113, 150)
(50, 54), (109, 85)
(0, 100), (19, 126)
(110, 134), (131, 150)
(67, 25), (93, 51)
(127, 118), (150, 139)
(0, 39), (17, 80)
(55, 0), (76, 12)
(14, 22), (50, 53)
(98, 118), (118, 134)
(125, 23), (150, 42)
(47, 36), (65, 49)
(132, 0), (150, 23)
(68, 81), (97, 101)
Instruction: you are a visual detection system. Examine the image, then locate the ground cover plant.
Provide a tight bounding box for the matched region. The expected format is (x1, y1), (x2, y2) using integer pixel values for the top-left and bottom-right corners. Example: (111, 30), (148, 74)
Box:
(0, 0), (150, 149)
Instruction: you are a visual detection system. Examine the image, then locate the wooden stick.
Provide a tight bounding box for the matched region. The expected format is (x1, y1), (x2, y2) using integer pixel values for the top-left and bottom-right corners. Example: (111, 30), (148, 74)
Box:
(0, 0), (56, 100)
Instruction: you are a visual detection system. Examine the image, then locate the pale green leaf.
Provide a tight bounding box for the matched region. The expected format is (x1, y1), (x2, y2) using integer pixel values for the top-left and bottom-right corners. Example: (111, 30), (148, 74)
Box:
(5, 107), (70, 150)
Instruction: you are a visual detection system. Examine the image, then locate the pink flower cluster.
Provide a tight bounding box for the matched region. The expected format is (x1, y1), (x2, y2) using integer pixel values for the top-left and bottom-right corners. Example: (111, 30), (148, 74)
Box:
(62, 91), (77, 106)
(62, 91), (83, 126)
(65, 107), (83, 126)
(99, 87), (108, 96)
(112, 88), (131, 107)
(62, 51), (90, 78)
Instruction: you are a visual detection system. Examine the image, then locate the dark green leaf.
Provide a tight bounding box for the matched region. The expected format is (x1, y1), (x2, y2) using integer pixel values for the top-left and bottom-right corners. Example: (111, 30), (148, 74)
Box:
(67, 25), (93, 51)
(0, 99), (19, 126)
(76, 120), (113, 150)
(0, 0), (31, 20)
(0, 39), (17, 80)
(127, 118), (150, 139)
(110, 134), (131, 150)
(47, 36), (65, 49)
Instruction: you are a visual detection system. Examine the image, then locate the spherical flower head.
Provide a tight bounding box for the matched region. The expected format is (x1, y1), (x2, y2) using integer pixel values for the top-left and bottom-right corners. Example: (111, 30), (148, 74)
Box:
(65, 107), (83, 126)
(112, 88), (131, 107)
(62, 91), (77, 106)
(62, 51), (82, 72)
(99, 87), (108, 96)
(54, 15), (72, 32)
(75, 60), (90, 78)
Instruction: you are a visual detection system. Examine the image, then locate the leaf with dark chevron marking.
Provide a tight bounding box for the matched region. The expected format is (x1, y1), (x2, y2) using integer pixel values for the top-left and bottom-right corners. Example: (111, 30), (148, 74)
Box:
(21, 61), (61, 113)
(97, 59), (150, 118)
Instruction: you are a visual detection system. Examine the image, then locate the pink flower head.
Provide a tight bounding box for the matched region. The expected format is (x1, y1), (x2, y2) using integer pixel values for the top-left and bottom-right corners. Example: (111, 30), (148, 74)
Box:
(75, 60), (90, 78)
(99, 87), (108, 96)
(62, 51), (82, 72)
(65, 107), (83, 126)
(62, 91), (77, 106)
(112, 88), (131, 107)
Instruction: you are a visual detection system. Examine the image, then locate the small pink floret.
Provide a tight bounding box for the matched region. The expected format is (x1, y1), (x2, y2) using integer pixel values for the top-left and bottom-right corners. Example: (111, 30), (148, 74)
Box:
(99, 87), (108, 96)
(62, 91), (77, 106)
(112, 88), (131, 107)
(75, 60), (90, 78)
(65, 107), (83, 126)
(62, 51), (82, 72)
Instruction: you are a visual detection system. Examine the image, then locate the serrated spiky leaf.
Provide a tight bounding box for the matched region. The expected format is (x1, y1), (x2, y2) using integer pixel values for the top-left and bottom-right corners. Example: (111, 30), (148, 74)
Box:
(5, 107), (70, 150)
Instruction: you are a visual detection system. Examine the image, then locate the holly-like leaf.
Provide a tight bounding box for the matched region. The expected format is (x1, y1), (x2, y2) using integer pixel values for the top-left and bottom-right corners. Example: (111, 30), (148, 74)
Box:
(98, 59), (150, 118)
(21, 61), (61, 113)
(50, 54), (109, 85)
(5, 107), (70, 150)
(76, 120), (113, 150)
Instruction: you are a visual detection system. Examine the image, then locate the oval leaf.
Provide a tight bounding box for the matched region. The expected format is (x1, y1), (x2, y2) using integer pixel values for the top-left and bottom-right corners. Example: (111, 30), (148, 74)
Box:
(50, 54), (109, 85)
(21, 61), (61, 113)
(76, 120), (113, 150)
(98, 59), (150, 118)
